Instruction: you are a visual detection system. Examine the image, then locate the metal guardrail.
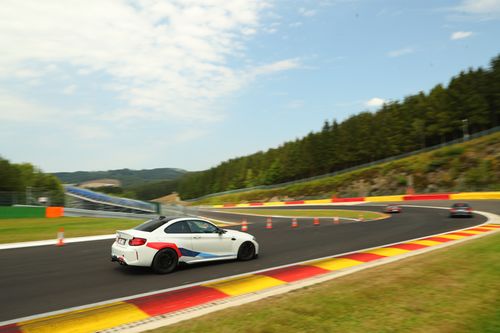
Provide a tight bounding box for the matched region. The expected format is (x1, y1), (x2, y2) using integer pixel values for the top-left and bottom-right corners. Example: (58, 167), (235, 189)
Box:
(63, 207), (158, 220)
(188, 126), (500, 201)
(65, 185), (156, 212)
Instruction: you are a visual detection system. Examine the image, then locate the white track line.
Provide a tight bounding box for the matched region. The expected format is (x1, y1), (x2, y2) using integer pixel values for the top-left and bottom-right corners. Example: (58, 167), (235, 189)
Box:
(115, 219), (500, 333)
(0, 204), (451, 250)
(0, 234), (116, 250)
(205, 209), (363, 221)
(1, 207), (497, 327)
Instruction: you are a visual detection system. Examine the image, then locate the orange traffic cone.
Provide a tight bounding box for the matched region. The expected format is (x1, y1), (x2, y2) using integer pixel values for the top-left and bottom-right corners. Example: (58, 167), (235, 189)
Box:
(291, 218), (298, 228)
(266, 217), (273, 229)
(57, 227), (64, 246)
(313, 217), (320, 226)
(241, 219), (248, 232)
(333, 216), (340, 224)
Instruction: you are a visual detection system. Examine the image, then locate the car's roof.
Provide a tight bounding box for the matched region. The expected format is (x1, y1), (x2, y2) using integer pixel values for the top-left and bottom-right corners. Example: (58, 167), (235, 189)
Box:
(133, 216), (186, 232)
(452, 202), (470, 207)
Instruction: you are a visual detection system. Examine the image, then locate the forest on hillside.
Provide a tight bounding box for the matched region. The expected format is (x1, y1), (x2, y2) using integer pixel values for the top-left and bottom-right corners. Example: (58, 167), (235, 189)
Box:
(177, 54), (500, 200)
(53, 167), (186, 187)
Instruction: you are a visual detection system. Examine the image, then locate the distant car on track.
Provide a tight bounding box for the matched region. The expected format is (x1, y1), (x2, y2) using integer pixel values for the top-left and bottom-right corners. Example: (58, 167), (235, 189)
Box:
(383, 205), (402, 213)
(111, 217), (259, 274)
(449, 203), (473, 218)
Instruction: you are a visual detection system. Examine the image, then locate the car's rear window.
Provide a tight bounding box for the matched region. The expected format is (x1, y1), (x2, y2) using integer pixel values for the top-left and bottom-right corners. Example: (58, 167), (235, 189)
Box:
(134, 217), (176, 232)
(452, 203), (470, 208)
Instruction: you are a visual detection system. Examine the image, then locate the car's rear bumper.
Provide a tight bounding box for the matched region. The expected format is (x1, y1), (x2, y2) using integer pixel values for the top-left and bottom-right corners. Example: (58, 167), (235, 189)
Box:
(111, 255), (127, 265)
(111, 242), (154, 267)
(449, 212), (473, 217)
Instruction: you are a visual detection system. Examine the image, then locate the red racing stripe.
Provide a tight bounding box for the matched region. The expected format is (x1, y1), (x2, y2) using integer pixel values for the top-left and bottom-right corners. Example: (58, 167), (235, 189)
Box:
(389, 243), (428, 251)
(284, 200), (305, 205)
(332, 197), (365, 203)
(468, 227), (494, 232)
(249, 202), (264, 206)
(146, 242), (182, 258)
(423, 237), (454, 243)
(128, 286), (229, 317)
(259, 265), (329, 282)
(447, 232), (474, 237)
(0, 324), (22, 333)
(339, 252), (385, 262)
(403, 194), (451, 200)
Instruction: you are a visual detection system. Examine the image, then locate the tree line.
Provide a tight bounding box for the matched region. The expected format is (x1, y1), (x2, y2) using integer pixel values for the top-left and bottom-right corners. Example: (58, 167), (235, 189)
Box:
(176, 54), (500, 200)
(0, 157), (65, 205)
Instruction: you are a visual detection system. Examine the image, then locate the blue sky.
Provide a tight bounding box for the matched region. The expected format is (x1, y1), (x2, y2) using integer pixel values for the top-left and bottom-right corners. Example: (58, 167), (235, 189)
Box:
(1, 0), (499, 172)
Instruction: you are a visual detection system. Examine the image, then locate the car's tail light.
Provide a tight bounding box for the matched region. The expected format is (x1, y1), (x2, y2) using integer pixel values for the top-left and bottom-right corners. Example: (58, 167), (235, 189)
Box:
(450, 209), (456, 212)
(129, 237), (147, 246)
(467, 208), (472, 212)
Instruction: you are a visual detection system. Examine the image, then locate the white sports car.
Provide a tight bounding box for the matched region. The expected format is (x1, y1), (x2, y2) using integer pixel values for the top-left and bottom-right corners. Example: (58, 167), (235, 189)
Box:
(111, 216), (259, 273)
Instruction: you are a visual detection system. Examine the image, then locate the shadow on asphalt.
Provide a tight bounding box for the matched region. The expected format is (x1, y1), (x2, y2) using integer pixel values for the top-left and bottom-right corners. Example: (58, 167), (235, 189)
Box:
(113, 258), (243, 276)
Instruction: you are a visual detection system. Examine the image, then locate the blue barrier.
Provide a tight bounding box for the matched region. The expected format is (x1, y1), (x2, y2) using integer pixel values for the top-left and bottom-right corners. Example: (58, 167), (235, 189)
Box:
(65, 186), (156, 212)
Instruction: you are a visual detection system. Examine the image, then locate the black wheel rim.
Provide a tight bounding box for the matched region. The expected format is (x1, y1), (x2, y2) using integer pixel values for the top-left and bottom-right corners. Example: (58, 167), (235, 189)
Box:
(158, 251), (174, 269)
(241, 243), (254, 259)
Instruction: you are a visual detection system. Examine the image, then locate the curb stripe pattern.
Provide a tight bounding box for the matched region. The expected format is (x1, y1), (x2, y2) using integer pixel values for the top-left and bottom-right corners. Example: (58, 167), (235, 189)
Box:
(2, 224), (499, 333)
(210, 191), (500, 208)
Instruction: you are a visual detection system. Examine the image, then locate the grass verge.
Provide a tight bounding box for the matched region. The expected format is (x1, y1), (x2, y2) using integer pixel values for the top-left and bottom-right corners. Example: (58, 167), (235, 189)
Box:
(221, 208), (384, 220)
(148, 232), (500, 333)
(0, 217), (146, 243)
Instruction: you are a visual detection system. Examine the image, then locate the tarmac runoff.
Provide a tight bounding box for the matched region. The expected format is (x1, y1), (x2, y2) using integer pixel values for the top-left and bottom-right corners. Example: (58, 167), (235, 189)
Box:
(1, 209), (498, 333)
(0, 212), (365, 251)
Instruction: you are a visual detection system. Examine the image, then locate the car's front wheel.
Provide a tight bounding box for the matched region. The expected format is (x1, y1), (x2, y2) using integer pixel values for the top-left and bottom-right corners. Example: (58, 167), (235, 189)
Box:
(237, 242), (256, 261)
(152, 248), (178, 274)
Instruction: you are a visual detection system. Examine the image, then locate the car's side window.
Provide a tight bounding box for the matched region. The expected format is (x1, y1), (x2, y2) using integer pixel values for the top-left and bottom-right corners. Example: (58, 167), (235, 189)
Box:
(187, 220), (218, 234)
(164, 221), (191, 234)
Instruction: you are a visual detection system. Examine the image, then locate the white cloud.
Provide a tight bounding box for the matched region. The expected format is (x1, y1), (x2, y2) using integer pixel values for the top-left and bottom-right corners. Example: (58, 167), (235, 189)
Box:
(0, 0), (299, 125)
(451, 31), (473, 40)
(289, 21), (303, 28)
(63, 84), (77, 95)
(0, 90), (58, 122)
(299, 8), (317, 17)
(252, 58), (301, 76)
(286, 100), (304, 109)
(73, 125), (111, 140)
(453, 0), (500, 19)
(387, 47), (414, 58)
(365, 97), (385, 108)
(456, 0), (500, 15)
(174, 128), (209, 143)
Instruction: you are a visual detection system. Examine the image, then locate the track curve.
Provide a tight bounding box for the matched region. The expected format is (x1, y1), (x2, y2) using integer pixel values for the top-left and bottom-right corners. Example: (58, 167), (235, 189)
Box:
(0, 202), (494, 322)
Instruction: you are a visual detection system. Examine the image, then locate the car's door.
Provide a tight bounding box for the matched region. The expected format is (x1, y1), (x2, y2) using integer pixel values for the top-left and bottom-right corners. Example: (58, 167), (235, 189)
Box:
(187, 220), (234, 259)
(158, 221), (195, 263)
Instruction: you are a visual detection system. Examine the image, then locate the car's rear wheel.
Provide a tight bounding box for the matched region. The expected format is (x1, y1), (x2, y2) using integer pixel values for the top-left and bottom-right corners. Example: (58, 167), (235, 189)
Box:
(237, 242), (256, 261)
(152, 248), (178, 274)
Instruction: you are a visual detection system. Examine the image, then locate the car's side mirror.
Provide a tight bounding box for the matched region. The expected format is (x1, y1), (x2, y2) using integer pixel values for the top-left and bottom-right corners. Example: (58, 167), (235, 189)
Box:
(217, 228), (226, 234)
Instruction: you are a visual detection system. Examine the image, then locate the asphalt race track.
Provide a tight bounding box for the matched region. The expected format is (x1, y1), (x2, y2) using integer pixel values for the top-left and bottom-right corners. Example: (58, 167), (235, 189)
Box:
(0, 202), (494, 322)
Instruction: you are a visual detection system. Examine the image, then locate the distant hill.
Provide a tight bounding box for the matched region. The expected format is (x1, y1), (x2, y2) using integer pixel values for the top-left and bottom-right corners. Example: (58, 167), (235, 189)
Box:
(52, 168), (187, 187)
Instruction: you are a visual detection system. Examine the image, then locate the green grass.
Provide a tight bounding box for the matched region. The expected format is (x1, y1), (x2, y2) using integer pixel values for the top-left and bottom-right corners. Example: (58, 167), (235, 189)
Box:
(147, 232), (500, 333)
(0, 217), (146, 243)
(222, 208), (384, 220)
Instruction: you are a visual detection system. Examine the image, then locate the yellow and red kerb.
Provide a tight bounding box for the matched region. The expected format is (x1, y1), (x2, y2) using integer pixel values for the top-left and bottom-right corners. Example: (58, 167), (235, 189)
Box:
(2, 224), (499, 333)
(212, 191), (500, 208)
